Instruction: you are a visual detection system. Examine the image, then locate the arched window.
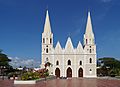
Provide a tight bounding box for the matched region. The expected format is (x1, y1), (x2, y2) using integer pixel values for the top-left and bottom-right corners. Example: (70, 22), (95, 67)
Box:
(50, 38), (52, 44)
(46, 58), (48, 61)
(56, 61), (59, 65)
(80, 61), (82, 65)
(90, 49), (92, 53)
(86, 39), (88, 44)
(89, 69), (92, 74)
(89, 58), (92, 63)
(43, 38), (45, 43)
(68, 60), (71, 65)
(46, 48), (48, 53)
(90, 69), (92, 71)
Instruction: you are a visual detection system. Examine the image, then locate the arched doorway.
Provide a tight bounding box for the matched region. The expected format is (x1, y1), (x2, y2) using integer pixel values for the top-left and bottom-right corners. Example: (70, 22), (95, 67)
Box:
(55, 68), (60, 78)
(78, 68), (83, 77)
(67, 67), (72, 77)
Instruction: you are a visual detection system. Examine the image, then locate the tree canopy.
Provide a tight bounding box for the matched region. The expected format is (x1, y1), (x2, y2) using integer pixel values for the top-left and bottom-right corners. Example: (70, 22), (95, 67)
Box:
(97, 57), (120, 76)
(0, 51), (11, 67)
(98, 57), (120, 69)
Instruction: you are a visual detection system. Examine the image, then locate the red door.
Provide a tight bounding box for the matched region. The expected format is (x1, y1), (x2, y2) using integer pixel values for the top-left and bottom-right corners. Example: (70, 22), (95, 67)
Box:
(67, 67), (72, 77)
(78, 68), (83, 77)
(55, 68), (60, 77)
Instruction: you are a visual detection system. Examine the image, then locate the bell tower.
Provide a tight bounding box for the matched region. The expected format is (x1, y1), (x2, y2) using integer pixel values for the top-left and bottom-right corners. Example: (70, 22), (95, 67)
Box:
(41, 10), (53, 68)
(84, 12), (97, 77)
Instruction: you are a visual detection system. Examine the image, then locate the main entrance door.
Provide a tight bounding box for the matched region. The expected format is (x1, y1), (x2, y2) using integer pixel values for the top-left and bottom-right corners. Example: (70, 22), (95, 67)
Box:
(55, 68), (60, 77)
(67, 67), (72, 77)
(78, 68), (83, 77)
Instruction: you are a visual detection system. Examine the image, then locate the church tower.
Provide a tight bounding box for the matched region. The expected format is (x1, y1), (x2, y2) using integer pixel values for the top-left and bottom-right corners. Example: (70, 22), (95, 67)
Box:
(41, 10), (53, 68)
(83, 12), (97, 77)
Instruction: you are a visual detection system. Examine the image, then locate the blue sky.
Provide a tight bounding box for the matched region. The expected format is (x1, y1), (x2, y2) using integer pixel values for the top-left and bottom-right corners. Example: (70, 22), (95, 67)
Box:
(0, 0), (120, 67)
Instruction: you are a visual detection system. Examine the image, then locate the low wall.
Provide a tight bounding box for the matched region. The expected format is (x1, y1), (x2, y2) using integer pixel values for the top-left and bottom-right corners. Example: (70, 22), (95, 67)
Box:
(14, 76), (56, 84)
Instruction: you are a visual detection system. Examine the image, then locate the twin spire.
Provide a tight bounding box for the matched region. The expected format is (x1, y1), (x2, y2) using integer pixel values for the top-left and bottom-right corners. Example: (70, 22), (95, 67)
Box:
(85, 12), (94, 37)
(43, 10), (52, 34)
(43, 10), (94, 36)
(43, 10), (94, 45)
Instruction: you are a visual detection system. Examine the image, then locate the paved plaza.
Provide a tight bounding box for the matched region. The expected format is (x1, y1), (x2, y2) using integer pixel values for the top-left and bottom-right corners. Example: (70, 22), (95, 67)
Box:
(0, 78), (120, 87)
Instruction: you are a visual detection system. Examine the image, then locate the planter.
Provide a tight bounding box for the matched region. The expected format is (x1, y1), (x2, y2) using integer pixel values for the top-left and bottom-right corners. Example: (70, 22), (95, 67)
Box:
(14, 78), (45, 84)
(14, 76), (56, 84)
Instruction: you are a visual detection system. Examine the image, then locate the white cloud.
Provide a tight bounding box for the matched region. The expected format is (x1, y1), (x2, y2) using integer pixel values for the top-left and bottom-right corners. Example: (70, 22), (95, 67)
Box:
(8, 57), (40, 68)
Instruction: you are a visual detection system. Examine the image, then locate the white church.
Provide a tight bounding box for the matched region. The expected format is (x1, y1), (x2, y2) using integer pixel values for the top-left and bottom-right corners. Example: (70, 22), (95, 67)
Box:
(41, 10), (97, 78)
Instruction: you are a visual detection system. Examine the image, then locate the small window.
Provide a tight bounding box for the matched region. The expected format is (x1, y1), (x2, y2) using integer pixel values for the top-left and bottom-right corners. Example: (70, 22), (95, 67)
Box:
(56, 61), (59, 65)
(43, 38), (45, 43)
(68, 60), (71, 65)
(46, 58), (48, 61)
(46, 48), (48, 53)
(80, 61), (82, 65)
(89, 58), (92, 63)
(90, 46), (91, 48)
(89, 69), (92, 74)
(90, 49), (92, 53)
(90, 39), (91, 42)
(46, 45), (48, 47)
(86, 39), (88, 44)
(50, 38), (52, 44)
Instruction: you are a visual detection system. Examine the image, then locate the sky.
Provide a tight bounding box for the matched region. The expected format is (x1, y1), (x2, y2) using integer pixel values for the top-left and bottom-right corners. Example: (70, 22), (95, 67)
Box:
(0, 0), (120, 67)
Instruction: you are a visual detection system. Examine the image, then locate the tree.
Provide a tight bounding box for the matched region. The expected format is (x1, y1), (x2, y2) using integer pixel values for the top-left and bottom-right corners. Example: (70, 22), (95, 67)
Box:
(0, 51), (11, 66)
(97, 57), (120, 76)
(0, 50), (12, 76)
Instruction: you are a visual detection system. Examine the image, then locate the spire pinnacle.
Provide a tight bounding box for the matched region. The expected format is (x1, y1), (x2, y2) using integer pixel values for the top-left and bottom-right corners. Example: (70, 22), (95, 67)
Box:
(43, 10), (52, 33)
(85, 11), (94, 36)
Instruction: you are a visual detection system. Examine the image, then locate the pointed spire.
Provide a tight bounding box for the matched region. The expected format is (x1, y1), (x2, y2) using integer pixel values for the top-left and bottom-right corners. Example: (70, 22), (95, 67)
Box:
(55, 41), (62, 49)
(77, 41), (83, 49)
(76, 41), (84, 53)
(85, 11), (94, 36)
(43, 10), (52, 33)
(65, 37), (74, 49)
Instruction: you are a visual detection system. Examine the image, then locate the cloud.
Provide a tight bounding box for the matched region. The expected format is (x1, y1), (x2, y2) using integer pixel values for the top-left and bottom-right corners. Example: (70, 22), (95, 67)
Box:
(9, 57), (40, 68)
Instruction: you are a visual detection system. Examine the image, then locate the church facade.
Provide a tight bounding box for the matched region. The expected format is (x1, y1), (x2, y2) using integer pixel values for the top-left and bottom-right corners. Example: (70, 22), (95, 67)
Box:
(41, 10), (97, 78)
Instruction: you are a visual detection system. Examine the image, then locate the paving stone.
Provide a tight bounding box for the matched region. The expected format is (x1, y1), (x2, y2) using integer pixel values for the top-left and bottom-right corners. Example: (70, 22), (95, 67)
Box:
(0, 78), (120, 87)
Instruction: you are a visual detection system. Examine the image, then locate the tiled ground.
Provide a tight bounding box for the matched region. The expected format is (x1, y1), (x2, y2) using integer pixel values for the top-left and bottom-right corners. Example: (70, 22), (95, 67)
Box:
(1, 78), (120, 87)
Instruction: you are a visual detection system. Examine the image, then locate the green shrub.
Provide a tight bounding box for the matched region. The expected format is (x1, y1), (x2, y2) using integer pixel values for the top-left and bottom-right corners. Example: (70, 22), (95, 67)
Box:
(21, 71), (40, 80)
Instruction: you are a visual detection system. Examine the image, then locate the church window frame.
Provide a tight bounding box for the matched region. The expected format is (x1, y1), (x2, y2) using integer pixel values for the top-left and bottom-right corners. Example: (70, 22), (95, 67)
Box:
(80, 61), (82, 65)
(46, 48), (48, 53)
(56, 60), (59, 65)
(86, 39), (88, 44)
(43, 38), (45, 43)
(89, 58), (92, 63)
(46, 57), (48, 61)
(89, 69), (92, 74)
(68, 60), (71, 65)
(90, 49), (92, 53)
(50, 38), (52, 44)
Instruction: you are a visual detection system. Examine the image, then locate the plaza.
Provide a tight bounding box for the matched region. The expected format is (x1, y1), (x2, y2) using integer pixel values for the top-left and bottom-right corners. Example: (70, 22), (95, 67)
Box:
(1, 78), (120, 87)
